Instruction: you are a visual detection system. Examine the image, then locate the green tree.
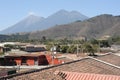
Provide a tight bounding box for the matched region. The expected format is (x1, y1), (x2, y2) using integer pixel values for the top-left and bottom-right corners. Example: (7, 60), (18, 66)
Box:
(82, 42), (98, 56)
(60, 45), (69, 53)
(67, 45), (77, 53)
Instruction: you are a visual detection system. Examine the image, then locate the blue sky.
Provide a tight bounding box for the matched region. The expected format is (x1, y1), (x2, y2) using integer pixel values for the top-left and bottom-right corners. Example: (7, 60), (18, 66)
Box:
(0, 0), (119, 31)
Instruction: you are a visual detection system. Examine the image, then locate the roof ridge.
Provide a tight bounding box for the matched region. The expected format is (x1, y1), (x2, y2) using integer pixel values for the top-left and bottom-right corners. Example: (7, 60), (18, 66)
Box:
(111, 53), (120, 57)
(89, 56), (120, 69)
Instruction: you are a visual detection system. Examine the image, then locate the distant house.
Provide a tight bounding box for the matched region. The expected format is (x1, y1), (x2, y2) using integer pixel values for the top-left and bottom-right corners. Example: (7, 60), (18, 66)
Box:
(0, 53), (63, 66)
(0, 46), (10, 54)
(79, 36), (87, 41)
(21, 45), (46, 52)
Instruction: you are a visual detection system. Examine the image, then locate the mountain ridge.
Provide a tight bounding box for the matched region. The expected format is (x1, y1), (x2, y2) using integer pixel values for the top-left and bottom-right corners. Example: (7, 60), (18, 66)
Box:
(28, 14), (120, 39)
(0, 14), (120, 40)
(0, 9), (88, 34)
(0, 15), (45, 33)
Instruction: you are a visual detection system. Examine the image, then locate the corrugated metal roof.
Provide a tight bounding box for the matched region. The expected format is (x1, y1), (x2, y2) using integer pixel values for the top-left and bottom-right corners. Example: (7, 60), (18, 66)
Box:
(55, 71), (120, 80)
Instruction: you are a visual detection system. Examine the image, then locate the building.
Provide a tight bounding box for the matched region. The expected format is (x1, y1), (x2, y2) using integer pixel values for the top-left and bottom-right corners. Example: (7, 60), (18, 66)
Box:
(0, 52), (63, 66)
(21, 45), (46, 52)
(0, 46), (10, 55)
(2, 53), (120, 80)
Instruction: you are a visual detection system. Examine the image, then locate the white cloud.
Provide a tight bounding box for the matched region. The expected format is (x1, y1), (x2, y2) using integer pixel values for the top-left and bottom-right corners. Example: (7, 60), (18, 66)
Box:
(28, 12), (36, 15)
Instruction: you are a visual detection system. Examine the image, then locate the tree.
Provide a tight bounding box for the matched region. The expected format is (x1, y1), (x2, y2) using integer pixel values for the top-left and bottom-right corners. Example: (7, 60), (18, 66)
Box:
(67, 45), (76, 53)
(100, 40), (110, 47)
(82, 42), (98, 56)
(46, 44), (53, 51)
(60, 45), (69, 53)
(41, 36), (46, 41)
(90, 38), (99, 45)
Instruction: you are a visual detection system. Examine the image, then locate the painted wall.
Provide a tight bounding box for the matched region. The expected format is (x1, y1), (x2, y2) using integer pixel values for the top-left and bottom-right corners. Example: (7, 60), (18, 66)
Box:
(2, 55), (63, 66)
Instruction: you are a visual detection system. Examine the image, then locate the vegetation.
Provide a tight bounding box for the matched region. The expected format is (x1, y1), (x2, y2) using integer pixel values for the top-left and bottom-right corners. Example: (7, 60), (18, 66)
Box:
(0, 34), (120, 56)
(4, 44), (15, 49)
(82, 42), (99, 56)
(45, 39), (99, 56)
(0, 52), (4, 55)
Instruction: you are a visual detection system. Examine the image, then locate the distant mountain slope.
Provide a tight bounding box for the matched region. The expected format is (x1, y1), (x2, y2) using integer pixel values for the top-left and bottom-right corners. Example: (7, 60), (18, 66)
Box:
(31, 10), (88, 30)
(28, 14), (120, 39)
(0, 15), (44, 34)
(0, 10), (88, 34)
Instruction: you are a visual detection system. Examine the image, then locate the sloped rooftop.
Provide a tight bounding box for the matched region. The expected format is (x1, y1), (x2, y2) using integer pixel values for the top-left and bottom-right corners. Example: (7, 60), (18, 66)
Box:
(95, 54), (120, 66)
(54, 71), (120, 80)
(8, 57), (120, 80)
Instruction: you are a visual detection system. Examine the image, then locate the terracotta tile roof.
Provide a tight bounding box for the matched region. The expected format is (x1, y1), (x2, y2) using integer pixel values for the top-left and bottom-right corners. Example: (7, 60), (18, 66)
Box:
(5, 52), (50, 57)
(95, 54), (120, 66)
(9, 57), (120, 80)
(6, 51), (62, 57)
(54, 71), (120, 80)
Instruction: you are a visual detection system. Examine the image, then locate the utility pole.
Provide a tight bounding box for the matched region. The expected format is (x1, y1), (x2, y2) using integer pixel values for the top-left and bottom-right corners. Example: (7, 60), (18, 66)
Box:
(98, 40), (100, 53)
(76, 44), (79, 57)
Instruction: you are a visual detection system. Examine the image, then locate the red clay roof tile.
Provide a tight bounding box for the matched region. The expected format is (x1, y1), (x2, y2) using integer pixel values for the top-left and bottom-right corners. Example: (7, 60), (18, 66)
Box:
(55, 71), (120, 80)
